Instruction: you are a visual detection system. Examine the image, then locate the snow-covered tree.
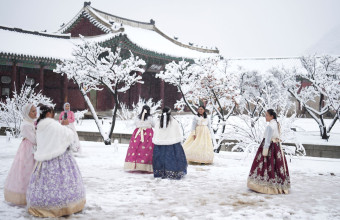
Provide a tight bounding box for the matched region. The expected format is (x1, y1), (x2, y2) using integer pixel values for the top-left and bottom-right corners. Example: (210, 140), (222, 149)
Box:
(281, 55), (340, 139)
(158, 57), (239, 121)
(54, 37), (146, 145)
(220, 69), (298, 154)
(158, 56), (240, 151)
(319, 55), (340, 133)
(157, 60), (199, 114)
(194, 56), (239, 136)
(0, 82), (54, 138)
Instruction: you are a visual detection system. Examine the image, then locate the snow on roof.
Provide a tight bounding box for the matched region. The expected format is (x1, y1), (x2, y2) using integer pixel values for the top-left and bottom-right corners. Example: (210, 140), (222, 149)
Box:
(58, 5), (218, 59)
(85, 6), (217, 59)
(0, 24), (213, 61)
(0, 28), (74, 60)
(0, 26), (306, 72)
(0, 3), (218, 61)
(122, 25), (215, 59)
(0, 28), (119, 60)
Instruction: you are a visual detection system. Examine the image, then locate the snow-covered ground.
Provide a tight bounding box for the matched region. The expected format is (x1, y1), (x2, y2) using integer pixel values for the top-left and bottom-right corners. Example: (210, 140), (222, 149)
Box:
(1, 137), (340, 219)
(75, 116), (340, 146)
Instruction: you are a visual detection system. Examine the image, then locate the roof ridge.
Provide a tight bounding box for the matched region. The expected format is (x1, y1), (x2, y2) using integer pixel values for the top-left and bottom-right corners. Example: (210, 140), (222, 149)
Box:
(0, 25), (71, 39)
(57, 7), (84, 34)
(90, 6), (218, 54)
(91, 7), (154, 28)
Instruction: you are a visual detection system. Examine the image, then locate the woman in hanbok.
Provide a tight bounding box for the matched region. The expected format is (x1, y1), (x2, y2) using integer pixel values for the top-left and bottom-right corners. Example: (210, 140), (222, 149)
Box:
(124, 105), (155, 172)
(152, 106), (187, 180)
(247, 109), (290, 194)
(183, 106), (214, 164)
(4, 103), (37, 205)
(27, 105), (86, 217)
(59, 102), (81, 154)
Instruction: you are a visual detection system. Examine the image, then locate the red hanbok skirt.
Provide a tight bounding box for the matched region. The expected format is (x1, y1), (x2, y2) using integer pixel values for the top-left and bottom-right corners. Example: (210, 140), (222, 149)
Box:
(247, 139), (290, 194)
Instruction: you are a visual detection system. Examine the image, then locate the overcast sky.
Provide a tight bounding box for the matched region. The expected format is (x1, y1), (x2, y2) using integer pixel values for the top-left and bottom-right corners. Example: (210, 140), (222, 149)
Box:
(0, 0), (339, 58)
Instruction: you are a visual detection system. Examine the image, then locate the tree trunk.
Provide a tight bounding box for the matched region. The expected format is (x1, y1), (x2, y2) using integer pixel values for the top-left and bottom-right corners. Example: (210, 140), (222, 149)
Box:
(327, 111), (339, 133)
(319, 94), (329, 140)
(289, 90), (329, 139)
(108, 90), (119, 143)
(321, 126), (329, 140)
(178, 81), (196, 115)
(79, 87), (111, 144)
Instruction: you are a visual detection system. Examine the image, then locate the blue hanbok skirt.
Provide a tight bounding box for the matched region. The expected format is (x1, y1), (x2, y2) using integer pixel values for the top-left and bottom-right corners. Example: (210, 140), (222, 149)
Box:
(152, 142), (188, 180)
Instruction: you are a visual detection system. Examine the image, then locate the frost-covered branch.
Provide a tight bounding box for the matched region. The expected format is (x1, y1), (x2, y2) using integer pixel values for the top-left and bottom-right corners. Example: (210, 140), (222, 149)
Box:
(0, 82), (54, 138)
(54, 37), (146, 145)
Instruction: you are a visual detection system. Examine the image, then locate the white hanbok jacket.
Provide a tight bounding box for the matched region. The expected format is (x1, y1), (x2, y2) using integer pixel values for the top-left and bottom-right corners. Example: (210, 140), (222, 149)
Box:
(35, 118), (74, 162)
(20, 120), (37, 146)
(152, 117), (183, 145)
(263, 119), (280, 150)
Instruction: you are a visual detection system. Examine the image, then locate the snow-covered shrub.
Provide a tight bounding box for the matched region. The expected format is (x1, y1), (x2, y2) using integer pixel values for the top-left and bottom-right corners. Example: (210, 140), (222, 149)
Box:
(117, 97), (162, 120)
(116, 103), (132, 121)
(0, 83), (54, 138)
(74, 109), (88, 125)
(132, 97), (162, 118)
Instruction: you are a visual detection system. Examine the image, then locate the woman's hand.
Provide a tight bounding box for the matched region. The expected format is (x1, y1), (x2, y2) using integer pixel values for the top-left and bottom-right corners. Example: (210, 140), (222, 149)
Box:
(61, 119), (69, 125)
(193, 135), (196, 140)
(262, 148), (268, 157)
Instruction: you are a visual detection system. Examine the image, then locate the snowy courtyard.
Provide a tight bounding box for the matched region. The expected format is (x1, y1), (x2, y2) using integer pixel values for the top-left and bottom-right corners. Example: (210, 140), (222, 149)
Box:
(1, 1), (340, 219)
(1, 137), (340, 220)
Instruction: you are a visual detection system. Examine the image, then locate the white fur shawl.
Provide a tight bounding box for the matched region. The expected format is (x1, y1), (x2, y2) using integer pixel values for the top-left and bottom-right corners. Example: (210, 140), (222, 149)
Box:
(152, 117), (183, 145)
(35, 118), (74, 161)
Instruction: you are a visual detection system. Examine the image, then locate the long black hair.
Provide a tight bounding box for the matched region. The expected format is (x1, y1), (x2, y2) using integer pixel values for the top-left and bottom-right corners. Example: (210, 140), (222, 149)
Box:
(266, 109), (277, 120)
(138, 105), (151, 121)
(37, 105), (54, 125)
(197, 105), (207, 118)
(160, 106), (171, 128)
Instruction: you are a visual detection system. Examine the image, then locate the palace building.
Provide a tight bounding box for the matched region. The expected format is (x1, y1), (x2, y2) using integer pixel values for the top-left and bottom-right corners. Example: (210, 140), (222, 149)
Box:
(0, 2), (218, 111)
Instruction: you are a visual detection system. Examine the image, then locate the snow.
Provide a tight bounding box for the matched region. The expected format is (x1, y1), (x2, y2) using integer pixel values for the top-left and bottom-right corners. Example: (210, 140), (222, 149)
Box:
(0, 28), (119, 60)
(293, 118), (340, 146)
(76, 118), (135, 134)
(0, 28), (75, 60)
(87, 5), (217, 59)
(123, 25), (214, 59)
(75, 116), (340, 146)
(0, 25), (215, 61)
(1, 136), (340, 219)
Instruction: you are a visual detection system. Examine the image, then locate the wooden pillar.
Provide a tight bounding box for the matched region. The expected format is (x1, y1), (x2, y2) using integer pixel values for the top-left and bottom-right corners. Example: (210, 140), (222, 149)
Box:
(160, 79), (165, 108)
(63, 74), (68, 103)
(39, 65), (44, 93)
(11, 61), (17, 94)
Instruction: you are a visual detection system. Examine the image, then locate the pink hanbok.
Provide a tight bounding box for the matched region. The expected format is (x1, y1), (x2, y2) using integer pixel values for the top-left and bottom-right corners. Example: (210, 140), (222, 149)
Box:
(4, 104), (36, 205)
(59, 108), (81, 154)
(124, 117), (155, 172)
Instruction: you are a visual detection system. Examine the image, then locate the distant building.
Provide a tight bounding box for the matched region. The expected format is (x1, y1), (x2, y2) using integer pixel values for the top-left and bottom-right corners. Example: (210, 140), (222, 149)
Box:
(0, 2), (218, 110)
